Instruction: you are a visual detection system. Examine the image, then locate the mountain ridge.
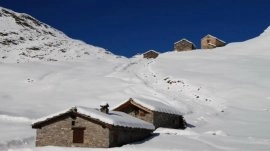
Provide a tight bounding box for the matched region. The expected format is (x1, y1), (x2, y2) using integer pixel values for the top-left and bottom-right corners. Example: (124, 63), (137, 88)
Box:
(0, 7), (122, 63)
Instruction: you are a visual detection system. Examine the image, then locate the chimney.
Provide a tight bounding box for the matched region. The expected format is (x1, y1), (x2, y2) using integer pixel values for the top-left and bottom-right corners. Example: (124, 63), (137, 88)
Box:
(100, 102), (109, 114)
(70, 107), (77, 112)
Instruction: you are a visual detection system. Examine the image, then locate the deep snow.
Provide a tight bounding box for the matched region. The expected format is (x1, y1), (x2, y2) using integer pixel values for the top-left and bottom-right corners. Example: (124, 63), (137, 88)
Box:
(1, 6), (270, 151)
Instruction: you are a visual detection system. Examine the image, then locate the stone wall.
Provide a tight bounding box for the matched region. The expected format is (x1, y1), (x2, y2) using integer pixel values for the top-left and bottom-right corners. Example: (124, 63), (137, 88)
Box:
(153, 112), (185, 129)
(114, 103), (186, 129)
(201, 36), (225, 49)
(174, 41), (195, 52)
(143, 51), (159, 59)
(118, 105), (154, 124)
(35, 115), (110, 148)
(201, 36), (216, 49)
(109, 128), (152, 147)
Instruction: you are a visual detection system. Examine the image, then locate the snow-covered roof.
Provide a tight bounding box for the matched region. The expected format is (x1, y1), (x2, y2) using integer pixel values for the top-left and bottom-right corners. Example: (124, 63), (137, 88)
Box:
(174, 38), (195, 45)
(144, 50), (160, 54)
(32, 106), (154, 130)
(203, 34), (226, 43)
(114, 98), (183, 116)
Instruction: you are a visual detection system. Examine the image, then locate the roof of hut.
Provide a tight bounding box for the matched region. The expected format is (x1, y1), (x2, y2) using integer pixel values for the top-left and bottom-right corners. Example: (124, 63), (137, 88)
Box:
(32, 106), (155, 130)
(113, 98), (183, 116)
(174, 38), (195, 45)
(144, 50), (160, 54)
(202, 34), (226, 43)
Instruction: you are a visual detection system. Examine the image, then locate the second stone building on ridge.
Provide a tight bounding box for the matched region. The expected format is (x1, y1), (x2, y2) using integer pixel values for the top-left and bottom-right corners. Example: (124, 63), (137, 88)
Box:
(174, 38), (196, 52)
(113, 98), (186, 129)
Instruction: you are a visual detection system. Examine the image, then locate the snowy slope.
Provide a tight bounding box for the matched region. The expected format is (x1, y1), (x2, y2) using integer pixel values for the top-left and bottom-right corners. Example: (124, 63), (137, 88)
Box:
(0, 7), (121, 63)
(1, 7), (270, 151)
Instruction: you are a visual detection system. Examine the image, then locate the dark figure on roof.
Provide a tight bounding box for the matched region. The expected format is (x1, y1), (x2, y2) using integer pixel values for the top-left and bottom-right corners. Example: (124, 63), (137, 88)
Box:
(100, 102), (109, 114)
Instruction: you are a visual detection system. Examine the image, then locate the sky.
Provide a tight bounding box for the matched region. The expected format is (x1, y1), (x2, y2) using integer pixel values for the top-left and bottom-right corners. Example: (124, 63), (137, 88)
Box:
(0, 0), (270, 57)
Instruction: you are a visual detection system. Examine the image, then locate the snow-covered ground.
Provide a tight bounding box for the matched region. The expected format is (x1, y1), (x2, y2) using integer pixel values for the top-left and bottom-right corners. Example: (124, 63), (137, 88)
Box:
(1, 6), (270, 151)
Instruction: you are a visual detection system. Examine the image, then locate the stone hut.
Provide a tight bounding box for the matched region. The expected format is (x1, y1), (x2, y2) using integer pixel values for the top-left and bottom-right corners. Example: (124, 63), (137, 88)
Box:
(201, 34), (226, 49)
(174, 38), (196, 52)
(32, 106), (154, 148)
(143, 50), (159, 59)
(113, 98), (186, 129)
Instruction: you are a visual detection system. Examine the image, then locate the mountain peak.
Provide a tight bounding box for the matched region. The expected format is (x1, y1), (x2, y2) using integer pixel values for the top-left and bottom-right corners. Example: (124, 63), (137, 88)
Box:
(0, 7), (64, 37)
(0, 7), (120, 63)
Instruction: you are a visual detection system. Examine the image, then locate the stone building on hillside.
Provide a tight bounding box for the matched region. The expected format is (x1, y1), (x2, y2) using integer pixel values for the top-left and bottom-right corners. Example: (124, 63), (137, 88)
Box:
(113, 98), (186, 129)
(143, 50), (159, 59)
(201, 34), (226, 49)
(174, 38), (196, 52)
(32, 105), (154, 148)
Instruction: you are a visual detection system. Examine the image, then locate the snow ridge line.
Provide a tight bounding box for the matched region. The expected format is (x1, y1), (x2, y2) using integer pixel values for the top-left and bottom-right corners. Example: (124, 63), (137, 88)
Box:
(0, 114), (33, 123)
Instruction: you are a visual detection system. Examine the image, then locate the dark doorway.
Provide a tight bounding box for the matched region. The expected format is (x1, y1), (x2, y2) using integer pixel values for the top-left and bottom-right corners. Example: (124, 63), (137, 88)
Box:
(72, 127), (85, 143)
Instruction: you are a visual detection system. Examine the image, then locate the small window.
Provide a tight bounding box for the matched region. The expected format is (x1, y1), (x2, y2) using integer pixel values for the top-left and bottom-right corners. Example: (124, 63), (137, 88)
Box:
(72, 128), (85, 143)
(207, 39), (210, 43)
(72, 121), (75, 126)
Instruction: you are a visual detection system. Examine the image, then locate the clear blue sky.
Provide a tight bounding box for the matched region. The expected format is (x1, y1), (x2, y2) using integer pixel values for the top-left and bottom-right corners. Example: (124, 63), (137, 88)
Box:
(1, 0), (270, 57)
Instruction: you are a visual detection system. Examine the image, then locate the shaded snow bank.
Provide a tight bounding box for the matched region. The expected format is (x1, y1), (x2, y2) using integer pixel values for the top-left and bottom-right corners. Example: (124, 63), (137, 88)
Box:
(155, 128), (198, 136)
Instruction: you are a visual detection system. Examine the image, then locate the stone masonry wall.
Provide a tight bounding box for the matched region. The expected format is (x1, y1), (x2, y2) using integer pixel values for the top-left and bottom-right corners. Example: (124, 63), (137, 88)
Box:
(36, 115), (110, 148)
(201, 36), (225, 49)
(143, 51), (159, 59)
(201, 36), (216, 49)
(109, 128), (152, 147)
(153, 112), (181, 129)
(174, 41), (195, 51)
(116, 104), (186, 129)
(122, 105), (154, 124)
